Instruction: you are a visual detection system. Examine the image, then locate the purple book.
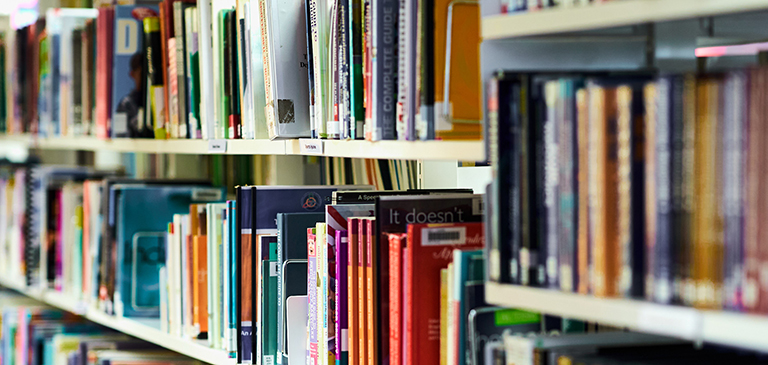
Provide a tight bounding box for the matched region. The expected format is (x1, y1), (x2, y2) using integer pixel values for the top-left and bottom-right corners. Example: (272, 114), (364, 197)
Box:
(335, 230), (349, 364)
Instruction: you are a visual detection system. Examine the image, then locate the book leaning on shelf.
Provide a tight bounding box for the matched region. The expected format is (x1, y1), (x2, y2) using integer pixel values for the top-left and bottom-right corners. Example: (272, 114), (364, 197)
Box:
(1, 0), (483, 141)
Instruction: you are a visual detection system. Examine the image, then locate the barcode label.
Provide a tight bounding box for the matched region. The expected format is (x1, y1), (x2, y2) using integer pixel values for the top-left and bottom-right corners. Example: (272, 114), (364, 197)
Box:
(420, 226), (466, 246)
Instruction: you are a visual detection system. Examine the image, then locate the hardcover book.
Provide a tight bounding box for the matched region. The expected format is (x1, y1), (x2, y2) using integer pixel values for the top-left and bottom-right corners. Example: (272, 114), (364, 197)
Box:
(404, 223), (484, 365)
(374, 194), (484, 364)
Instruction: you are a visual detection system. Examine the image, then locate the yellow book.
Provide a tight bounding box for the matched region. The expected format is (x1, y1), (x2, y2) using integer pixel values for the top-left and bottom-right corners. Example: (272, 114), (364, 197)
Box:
(446, 263), (455, 365)
(439, 268), (449, 365)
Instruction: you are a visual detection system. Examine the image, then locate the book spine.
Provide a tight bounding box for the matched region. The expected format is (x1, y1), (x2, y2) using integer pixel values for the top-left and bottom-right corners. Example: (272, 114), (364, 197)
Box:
(404, 0), (418, 141)
(174, 2), (189, 138)
(308, 228), (319, 365)
(532, 81), (547, 288)
(543, 81), (559, 289)
(418, 0), (434, 140)
(722, 72), (746, 311)
(357, 221), (367, 365)
(239, 199), (253, 363)
(677, 75), (696, 306)
(388, 234), (402, 365)
(340, 0), (351, 140)
(486, 76), (502, 283)
(520, 76), (534, 287)
(395, 0), (407, 141)
(558, 79), (576, 292)
(336, 231), (349, 365)
(349, 0), (364, 139)
(168, 38), (180, 138)
(629, 84), (647, 298)
(228, 202), (238, 355)
(347, 219), (358, 365)
(371, 0), (399, 141)
(757, 70), (768, 314)
(615, 86), (632, 298)
(744, 69), (762, 313)
(576, 87), (589, 294)
(143, 17), (167, 139)
(227, 11), (241, 139)
(365, 219), (376, 365)
(588, 84), (608, 297)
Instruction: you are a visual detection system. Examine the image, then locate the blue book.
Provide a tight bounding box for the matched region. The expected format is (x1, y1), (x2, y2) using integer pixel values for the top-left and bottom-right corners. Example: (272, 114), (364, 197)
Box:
(452, 249), (483, 365)
(371, 0), (398, 140)
(112, 184), (225, 317)
(275, 212), (324, 365)
(111, 5), (159, 138)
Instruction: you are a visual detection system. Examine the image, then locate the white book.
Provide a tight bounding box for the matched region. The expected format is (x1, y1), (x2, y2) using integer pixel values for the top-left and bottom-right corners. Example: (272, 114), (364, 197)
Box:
(221, 206), (230, 351)
(173, 217), (183, 336)
(309, 0), (328, 138)
(198, 0), (216, 139)
(246, 1), (269, 139)
(176, 214), (189, 338)
(206, 204), (215, 347)
(263, 0), (312, 138)
(159, 266), (169, 333)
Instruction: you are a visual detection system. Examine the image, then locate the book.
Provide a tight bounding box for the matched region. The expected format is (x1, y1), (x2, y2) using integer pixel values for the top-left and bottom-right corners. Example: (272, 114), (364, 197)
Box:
(375, 194), (484, 364)
(275, 212), (324, 364)
(307, 227), (319, 365)
(335, 230), (349, 365)
(112, 184), (224, 318)
(369, 0), (398, 141)
(95, 7), (114, 138)
(143, 16), (167, 139)
(260, 235), (278, 365)
(111, 5), (158, 138)
(404, 223), (484, 364)
(387, 233), (406, 365)
(262, 0), (312, 139)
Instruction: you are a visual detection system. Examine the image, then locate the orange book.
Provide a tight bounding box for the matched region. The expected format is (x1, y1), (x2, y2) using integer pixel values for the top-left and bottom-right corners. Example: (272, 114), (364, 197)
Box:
(194, 206), (209, 333)
(693, 78), (723, 310)
(589, 84), (621, 298)
(365, 218), (377, 365)
(576, 89), (590, 295)
(348, 218), (359, 365)
(357, 218), (368, 365)
(434, 0), (481, 140)
(745, 69), (764, 313)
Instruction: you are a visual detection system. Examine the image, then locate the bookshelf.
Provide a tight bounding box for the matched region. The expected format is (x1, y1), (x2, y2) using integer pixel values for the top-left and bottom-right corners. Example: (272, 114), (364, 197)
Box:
(482, 0), (768, 40)
(0, 277), (236, 365)
(0, 134), (485, 161)
(485, 282), (768, 352)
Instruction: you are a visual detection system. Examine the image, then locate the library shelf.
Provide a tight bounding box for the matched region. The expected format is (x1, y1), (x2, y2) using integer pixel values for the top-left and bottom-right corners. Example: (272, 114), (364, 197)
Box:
(0, 277), (236, 365)
(485, 282), (768, 352)
(482, 0), (768, 40)
(0, 134), (485, 161)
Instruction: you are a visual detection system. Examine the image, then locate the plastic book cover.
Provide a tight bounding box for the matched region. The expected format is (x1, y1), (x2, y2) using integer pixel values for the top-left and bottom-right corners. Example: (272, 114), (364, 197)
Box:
(113, 184), (225, 318)
(245, 2), (268, 139)
(111, 5), (159, 138)
(307, 228), (319, 365)
(260, 235), (278, 365)
(468, 308), (540, 365)
(263, 0), (311, 139)
(275, 212), (323, 364)
(335, 230), (349, 365)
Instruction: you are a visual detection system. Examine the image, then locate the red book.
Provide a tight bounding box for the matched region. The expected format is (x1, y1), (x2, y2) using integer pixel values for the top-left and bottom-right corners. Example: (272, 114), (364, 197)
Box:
(365, 218), (377, 365)
(405, 222), (484, 365)
(95, 7), (114, 138)
(348, 218), (359, 365)
(387, 233), (406, 365)
(357, 218), (368, 365)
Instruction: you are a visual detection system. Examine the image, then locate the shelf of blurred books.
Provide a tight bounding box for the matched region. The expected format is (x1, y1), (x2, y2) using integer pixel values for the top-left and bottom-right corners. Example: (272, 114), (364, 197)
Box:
(0, 277), (237, 365)
(485, 282), (768, 352)
(0, 134), (485, 161)
(482, 0), (768, 40)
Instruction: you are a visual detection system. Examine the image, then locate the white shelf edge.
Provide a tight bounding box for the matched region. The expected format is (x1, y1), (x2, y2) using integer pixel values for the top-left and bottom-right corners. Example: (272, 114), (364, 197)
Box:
(0, 277), (235, 365)
(482, 0), (768, 40)
(485, 282), (768, 352)
(0, 134), (485, 161)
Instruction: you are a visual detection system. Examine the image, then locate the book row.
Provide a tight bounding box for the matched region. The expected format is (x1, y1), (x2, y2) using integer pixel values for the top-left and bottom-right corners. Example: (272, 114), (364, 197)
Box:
(0, 306), (199, 365)
(493, 331), (768, 365)
(486, 69), (768, 314)
(0, 0), (482, 141)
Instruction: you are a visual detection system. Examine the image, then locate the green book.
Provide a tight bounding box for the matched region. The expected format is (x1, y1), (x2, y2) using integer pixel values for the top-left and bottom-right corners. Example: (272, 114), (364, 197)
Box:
(261, 236), (279, 365)
(217, 9), (231, 139)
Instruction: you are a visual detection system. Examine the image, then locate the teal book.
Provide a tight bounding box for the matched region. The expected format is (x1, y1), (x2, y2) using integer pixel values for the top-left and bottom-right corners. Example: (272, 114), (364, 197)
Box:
(113, 184), (225, 318)
(261, 236), (279, 365)
(217, 9), (232, 139)
(452, 249), (483, 365)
